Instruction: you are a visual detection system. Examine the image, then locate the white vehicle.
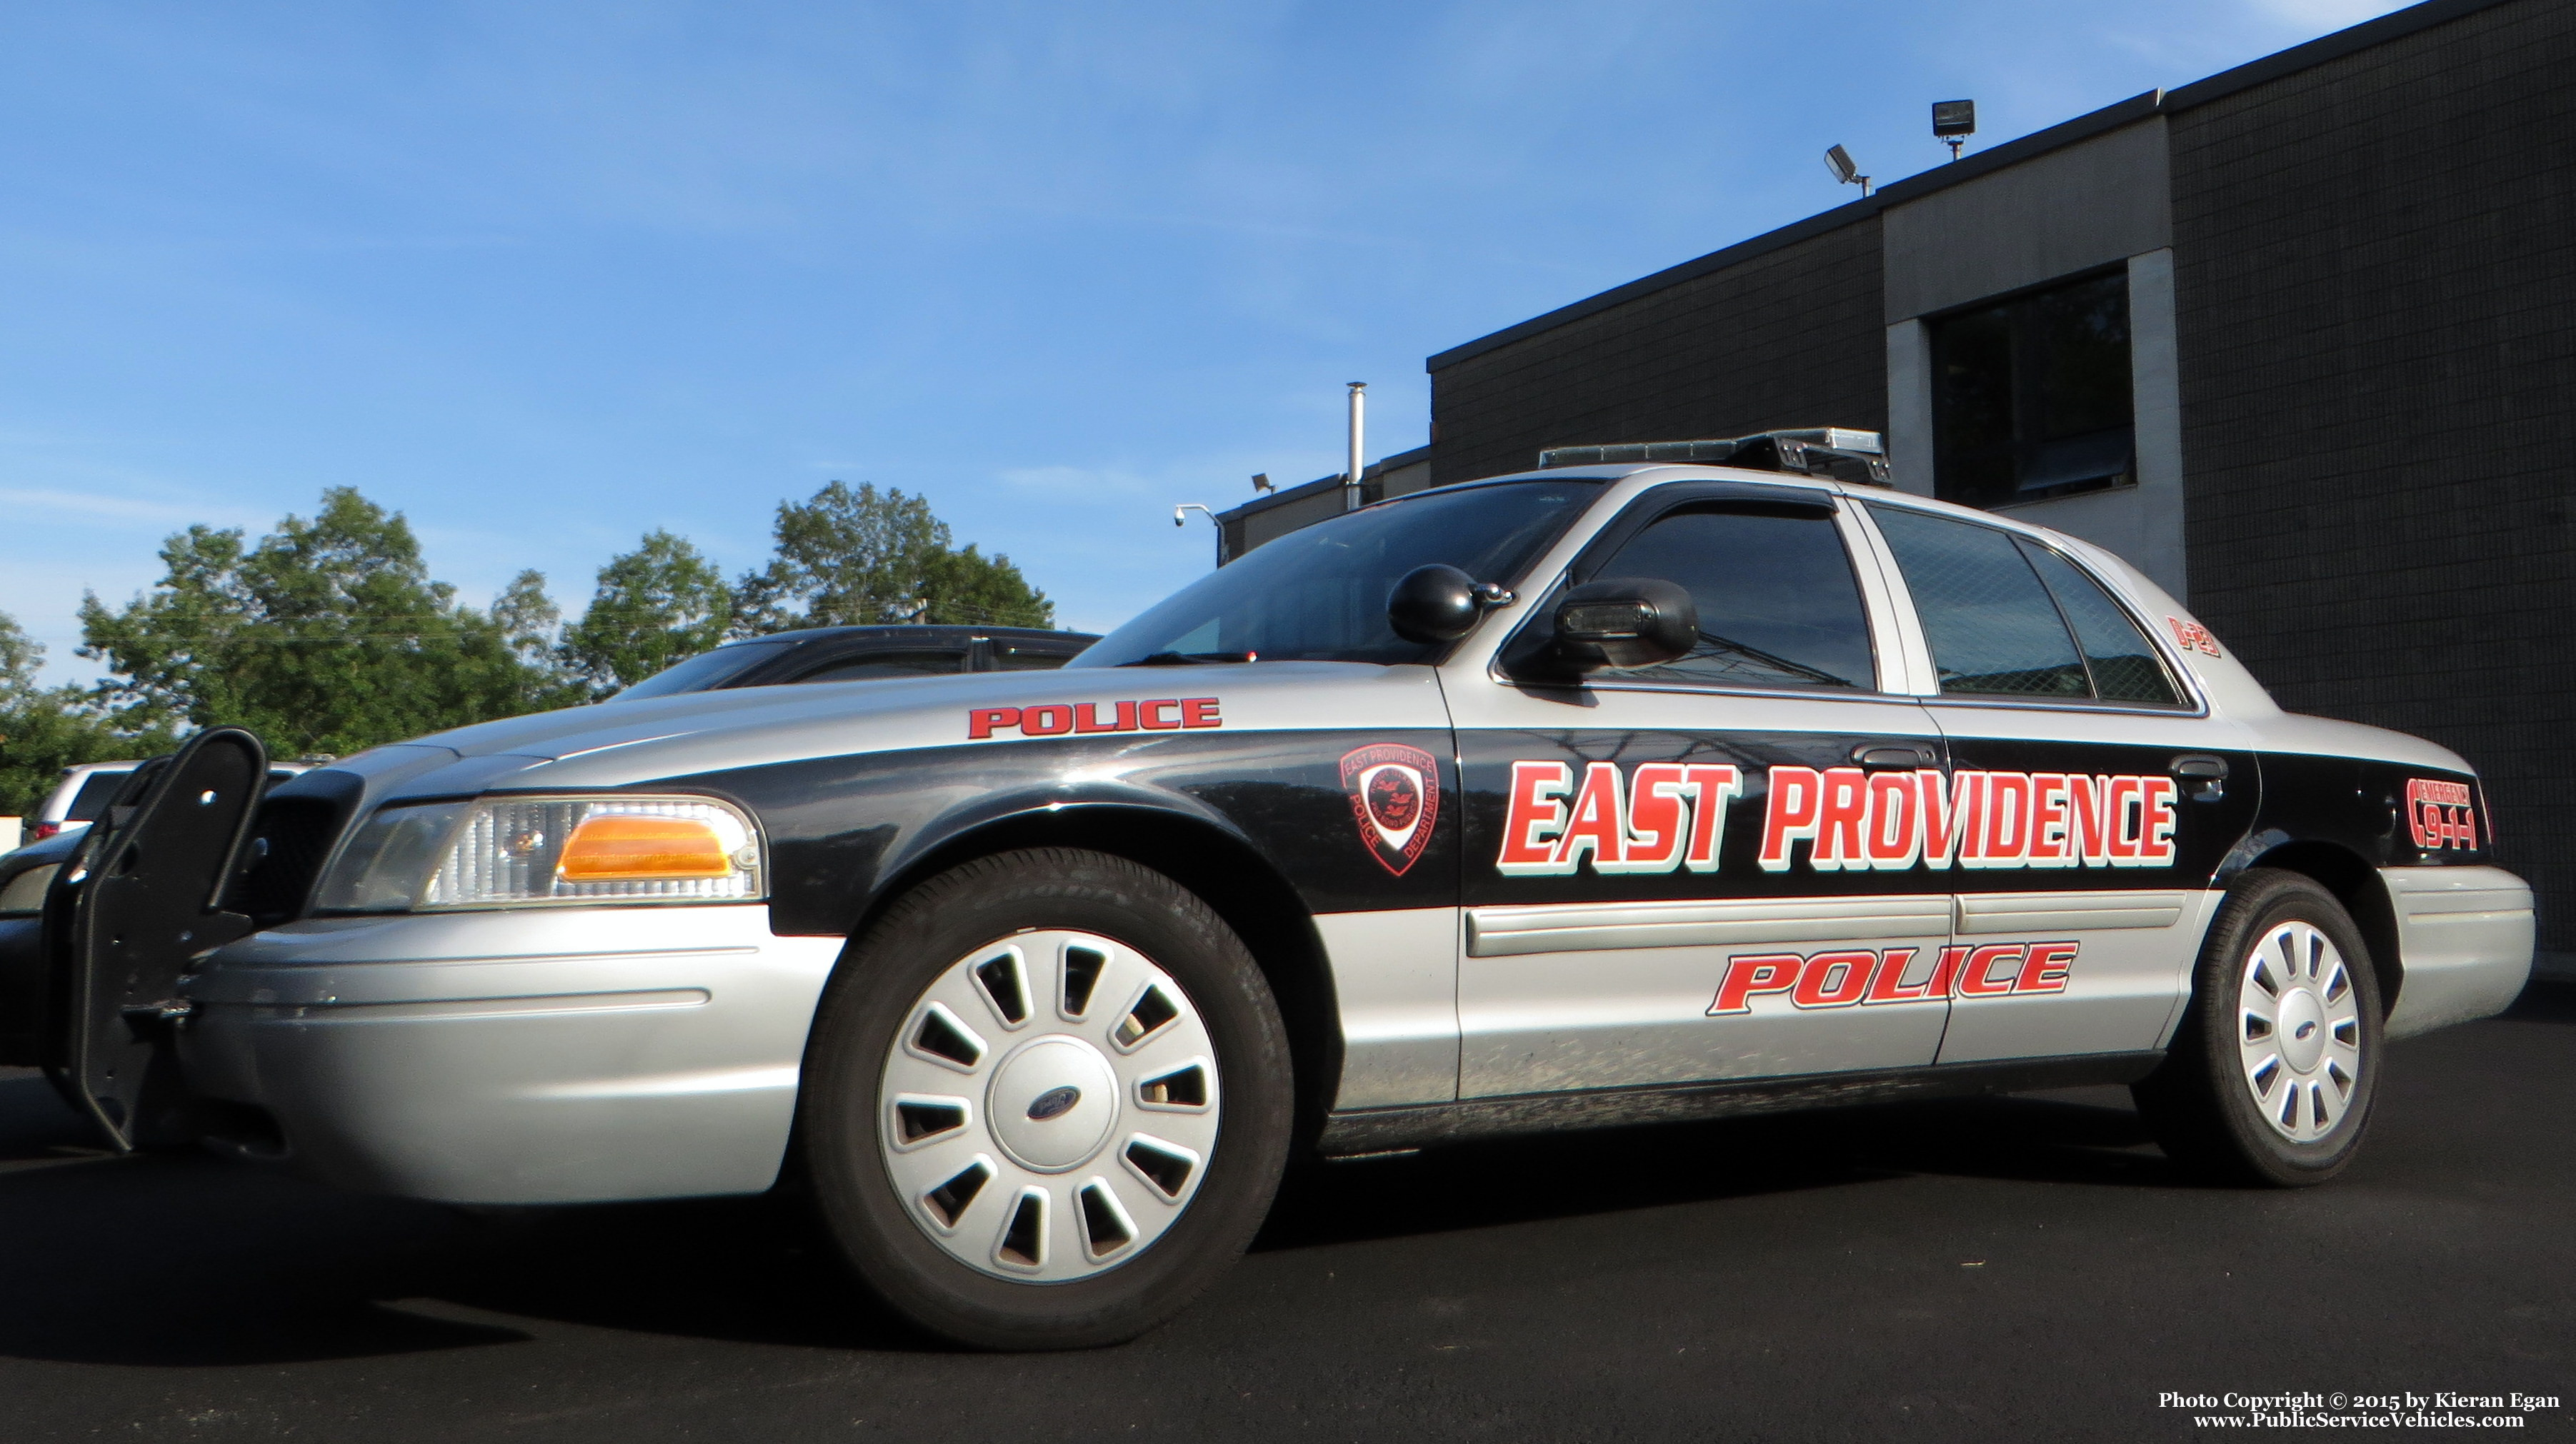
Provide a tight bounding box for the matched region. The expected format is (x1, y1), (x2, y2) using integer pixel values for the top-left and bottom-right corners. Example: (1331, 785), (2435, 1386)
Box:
(24, 760), (312, 846)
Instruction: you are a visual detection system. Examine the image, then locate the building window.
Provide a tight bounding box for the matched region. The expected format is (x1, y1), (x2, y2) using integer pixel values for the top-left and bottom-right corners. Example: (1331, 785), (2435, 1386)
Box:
(1929, 269), (2133, 509)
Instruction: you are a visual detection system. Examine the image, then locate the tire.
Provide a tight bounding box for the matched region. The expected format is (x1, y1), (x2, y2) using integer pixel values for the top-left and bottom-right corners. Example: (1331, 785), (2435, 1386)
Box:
(2132, 868), (2385, 1187)
(800, 848), (1293, 1350)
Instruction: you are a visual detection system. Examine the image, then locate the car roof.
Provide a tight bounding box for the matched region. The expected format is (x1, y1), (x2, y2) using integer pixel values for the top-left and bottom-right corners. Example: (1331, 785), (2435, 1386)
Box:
(1402, 462), (2115, 551)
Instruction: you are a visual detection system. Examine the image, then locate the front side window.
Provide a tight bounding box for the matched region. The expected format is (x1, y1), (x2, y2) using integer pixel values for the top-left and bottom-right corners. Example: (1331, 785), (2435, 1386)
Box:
(1870, 504), (2180, 706)
(1579, 503), (1877, 691)
(1929, 269), (2132, 509)
(1074, 480), (1602, 668)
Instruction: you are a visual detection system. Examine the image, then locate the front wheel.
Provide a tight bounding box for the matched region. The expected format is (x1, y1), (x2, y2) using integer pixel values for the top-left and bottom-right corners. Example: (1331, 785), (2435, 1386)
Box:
(2133, 868), (2385, 1187)
(800, 848), (1293, 1350)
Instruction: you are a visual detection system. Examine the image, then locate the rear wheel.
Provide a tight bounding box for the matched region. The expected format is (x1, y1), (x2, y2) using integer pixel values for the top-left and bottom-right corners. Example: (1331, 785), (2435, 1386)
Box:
(801, 848), (1292, 1349)
(2133, 868), (2384, 1186)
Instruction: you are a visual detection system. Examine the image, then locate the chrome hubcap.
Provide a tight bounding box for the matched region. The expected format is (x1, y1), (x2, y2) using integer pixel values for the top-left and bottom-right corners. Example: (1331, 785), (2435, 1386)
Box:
(877, 929), (1220, 1282)
(2236, 920), (2362, 1143)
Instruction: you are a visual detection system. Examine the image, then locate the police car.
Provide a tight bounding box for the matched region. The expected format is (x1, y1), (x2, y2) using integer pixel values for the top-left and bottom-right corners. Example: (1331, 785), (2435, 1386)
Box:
(7, 431), (2533, 1350)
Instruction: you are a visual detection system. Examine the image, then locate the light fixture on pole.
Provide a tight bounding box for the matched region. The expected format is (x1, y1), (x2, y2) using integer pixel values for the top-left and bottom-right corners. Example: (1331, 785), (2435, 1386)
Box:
(1174, 503), (1215, 528)
(1824, 144), (1870, 197)
(1932, 99), (1976, 162)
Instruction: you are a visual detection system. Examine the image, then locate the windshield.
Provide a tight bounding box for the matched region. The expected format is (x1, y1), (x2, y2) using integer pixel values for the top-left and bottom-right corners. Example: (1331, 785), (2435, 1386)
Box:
(609, 639), (794, 700)
(1074, 479), (1604, 668)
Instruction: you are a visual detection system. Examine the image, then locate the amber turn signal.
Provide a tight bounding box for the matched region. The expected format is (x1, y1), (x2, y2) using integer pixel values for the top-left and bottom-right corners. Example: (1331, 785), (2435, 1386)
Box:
(557, 813), (734, 881)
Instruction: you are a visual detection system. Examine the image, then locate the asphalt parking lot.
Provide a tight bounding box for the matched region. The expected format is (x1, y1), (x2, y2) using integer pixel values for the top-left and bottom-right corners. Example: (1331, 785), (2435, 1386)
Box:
(1, 983), (2569, 1443)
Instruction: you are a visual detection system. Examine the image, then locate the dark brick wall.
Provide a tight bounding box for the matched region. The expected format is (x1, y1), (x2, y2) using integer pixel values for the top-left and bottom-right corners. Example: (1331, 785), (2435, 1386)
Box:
(1429, 219), (1887, 484)
(2172, 0), (2576, 952)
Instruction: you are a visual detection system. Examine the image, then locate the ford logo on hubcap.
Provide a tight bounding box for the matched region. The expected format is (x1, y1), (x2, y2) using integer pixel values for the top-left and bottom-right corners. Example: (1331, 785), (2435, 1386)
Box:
(1027, 1085), (1082, 1121)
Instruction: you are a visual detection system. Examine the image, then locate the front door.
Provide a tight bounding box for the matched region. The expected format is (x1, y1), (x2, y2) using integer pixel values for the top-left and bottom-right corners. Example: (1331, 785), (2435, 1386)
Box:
(1447, 485), (1955, 1098)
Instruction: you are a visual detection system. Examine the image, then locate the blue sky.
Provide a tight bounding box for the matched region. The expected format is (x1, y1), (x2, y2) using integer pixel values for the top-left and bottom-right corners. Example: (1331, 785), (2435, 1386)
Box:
(1, 0), (2407, 683)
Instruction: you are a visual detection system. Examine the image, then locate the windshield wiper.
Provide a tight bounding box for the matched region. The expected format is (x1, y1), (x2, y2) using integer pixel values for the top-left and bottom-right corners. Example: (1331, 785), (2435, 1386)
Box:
(1117, 651), (1259, 666)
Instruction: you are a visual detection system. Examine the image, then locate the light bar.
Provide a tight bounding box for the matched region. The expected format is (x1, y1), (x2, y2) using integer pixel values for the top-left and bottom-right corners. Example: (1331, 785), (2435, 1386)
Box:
(1537, 428), (1891, 486)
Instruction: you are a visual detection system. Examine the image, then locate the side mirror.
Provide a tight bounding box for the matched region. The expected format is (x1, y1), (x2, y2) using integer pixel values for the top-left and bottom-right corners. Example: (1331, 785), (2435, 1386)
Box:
(1552, 578), (1697, 671)
(1387, 564), (1513, 645)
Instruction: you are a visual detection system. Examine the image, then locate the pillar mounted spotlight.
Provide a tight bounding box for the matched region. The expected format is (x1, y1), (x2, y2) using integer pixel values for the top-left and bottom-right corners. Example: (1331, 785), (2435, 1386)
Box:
(1824, 144), (1869, 197)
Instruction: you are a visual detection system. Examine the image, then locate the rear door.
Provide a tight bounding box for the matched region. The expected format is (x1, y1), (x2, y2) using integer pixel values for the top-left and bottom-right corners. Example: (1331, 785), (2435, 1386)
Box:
(1447, 482), (1955, 1097)
(1857, 503), (2258, 1063)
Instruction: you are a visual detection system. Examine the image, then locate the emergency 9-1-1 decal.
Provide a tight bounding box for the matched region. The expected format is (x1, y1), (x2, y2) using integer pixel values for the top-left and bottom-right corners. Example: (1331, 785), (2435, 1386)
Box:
(1496, 761), (2178, 877)
(2406, 778), (2477, 851)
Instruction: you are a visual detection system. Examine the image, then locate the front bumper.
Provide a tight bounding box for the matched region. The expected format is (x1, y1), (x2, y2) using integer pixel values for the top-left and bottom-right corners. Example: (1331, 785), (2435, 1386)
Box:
(176, 905), (841, 1204)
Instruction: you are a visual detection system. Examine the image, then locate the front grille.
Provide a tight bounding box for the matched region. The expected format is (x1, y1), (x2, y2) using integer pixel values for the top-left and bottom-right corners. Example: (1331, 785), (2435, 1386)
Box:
(227, 796), (345, 926)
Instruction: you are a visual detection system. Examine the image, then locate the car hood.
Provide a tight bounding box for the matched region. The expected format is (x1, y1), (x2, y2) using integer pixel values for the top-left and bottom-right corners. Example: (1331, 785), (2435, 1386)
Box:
(320, 661), (1446, 800)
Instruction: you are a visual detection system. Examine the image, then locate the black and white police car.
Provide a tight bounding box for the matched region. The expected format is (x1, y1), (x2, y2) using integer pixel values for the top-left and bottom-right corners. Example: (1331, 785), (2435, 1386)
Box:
(0, 431), (2532, 1350)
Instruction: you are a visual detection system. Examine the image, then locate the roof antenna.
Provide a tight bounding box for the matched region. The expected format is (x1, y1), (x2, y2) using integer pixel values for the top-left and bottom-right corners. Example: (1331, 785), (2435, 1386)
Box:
(1932, 99), (1976, 162)
(1824, 144), (1870, 197)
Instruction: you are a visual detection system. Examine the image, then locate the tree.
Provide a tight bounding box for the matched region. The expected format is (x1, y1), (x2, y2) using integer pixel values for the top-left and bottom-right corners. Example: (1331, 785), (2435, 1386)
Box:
(79, 488), (580, 759)
(732, 481), (1052, 635)
(0, 611), (174, 819)
(560, 530), (735, 693)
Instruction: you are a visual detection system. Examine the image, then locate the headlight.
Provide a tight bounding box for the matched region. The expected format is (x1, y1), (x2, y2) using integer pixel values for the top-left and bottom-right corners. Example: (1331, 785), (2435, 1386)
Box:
(314, 795), (766, 913)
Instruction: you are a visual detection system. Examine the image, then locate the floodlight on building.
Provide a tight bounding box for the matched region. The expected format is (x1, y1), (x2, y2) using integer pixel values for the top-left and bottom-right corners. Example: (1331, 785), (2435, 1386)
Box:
(1932, 99), (1976, 161)
(1824, 144), (1869, 197)
(1252, 472), (1274, 493)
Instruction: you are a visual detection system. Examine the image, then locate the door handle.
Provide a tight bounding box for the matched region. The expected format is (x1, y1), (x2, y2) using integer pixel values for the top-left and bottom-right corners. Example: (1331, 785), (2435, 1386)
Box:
(1852, 743), (1937, 769)
(2170, 753), (2229, 801)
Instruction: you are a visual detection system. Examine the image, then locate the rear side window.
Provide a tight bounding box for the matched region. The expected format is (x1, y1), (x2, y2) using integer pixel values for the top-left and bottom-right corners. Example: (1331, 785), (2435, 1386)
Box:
(1583, 504), (1877, 691)
(1869, 504), (2179, 705)
(65, 771), (133, 822)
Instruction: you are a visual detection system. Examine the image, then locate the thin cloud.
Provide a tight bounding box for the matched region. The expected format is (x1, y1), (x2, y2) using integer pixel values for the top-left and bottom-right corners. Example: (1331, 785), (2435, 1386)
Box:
(0, 486), (244, 526)
(2246, 0), (2410, 26)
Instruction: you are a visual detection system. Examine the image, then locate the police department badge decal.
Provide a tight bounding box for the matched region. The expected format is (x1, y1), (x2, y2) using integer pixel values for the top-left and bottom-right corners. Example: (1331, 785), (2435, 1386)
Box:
(1341, 743), (1440, 876)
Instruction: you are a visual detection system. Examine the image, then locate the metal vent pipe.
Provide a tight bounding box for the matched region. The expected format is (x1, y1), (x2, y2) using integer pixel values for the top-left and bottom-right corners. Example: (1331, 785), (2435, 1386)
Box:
(1344, 382), (1366, 511)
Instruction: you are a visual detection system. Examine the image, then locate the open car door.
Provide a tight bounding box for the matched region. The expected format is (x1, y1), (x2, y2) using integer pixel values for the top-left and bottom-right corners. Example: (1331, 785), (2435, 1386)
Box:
(49, 727), (269, 1150)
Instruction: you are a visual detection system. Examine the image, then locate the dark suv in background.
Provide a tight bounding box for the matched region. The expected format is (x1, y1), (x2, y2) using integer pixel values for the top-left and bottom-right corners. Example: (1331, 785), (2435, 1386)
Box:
(609, 625), (1099, 701)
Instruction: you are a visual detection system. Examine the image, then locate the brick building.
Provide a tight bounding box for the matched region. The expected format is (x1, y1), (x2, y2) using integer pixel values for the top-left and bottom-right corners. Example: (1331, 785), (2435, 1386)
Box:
(1219, 0), (2575, 964)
